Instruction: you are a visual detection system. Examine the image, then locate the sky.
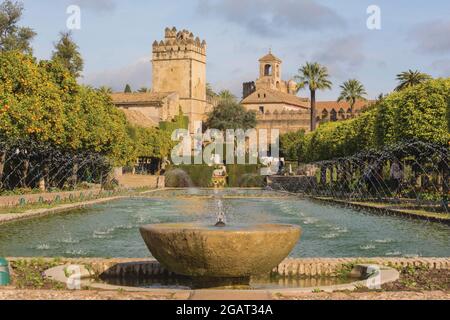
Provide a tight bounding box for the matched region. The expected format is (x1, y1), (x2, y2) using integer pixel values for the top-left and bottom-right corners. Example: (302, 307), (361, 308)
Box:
(19, 0), (450, 100)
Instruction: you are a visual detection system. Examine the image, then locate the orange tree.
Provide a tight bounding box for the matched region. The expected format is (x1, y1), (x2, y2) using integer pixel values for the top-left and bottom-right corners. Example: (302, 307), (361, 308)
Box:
(0, 51), (171, 189)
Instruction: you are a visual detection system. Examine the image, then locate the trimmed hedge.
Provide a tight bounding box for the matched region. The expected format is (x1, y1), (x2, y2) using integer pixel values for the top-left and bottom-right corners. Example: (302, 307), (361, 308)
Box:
(165, 164), (264, 187)
(281, 78), (450, 163)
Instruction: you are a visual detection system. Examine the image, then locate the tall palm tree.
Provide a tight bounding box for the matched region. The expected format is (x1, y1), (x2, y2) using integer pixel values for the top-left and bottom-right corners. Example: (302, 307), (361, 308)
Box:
(295, 62), (332, 131)
(337, 79), (367, 115)
(206, 83), (217, 99)
(137, 87), (149, 93)
(395, 70), (431, 91)
(217, 90), (237, 103)
(98, 86), (113, 94)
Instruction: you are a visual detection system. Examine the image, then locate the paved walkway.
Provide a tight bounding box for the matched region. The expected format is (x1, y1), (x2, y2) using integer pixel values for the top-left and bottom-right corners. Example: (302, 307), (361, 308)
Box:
(0, 196), (124, 225)
(0, 188), (102, 208)
(0, 288), (448, 300)
(117, 174), (163, 189)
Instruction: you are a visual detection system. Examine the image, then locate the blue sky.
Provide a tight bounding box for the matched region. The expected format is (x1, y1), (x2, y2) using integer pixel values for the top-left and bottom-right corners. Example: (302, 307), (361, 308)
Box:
(20, 0), (450, 100)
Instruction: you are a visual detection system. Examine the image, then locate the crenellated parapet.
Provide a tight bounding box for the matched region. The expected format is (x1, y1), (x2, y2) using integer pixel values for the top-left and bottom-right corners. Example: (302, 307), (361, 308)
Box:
(255, 109), (311, 134)
(153, 27), (207, 62)
(257, 109), (310, 120)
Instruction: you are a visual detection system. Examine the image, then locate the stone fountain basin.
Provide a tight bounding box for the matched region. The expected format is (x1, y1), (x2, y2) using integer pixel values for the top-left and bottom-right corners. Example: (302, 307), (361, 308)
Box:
(140, 223), (301, 278)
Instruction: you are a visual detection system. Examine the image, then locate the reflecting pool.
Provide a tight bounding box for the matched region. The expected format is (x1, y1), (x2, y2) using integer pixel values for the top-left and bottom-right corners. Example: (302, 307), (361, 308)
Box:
(0, 188), (449, 258)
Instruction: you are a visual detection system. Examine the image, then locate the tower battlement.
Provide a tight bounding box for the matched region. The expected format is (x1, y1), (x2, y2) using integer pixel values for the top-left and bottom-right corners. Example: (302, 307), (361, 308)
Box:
(151, 27), (209, 132)
(153, 27), (206, 61)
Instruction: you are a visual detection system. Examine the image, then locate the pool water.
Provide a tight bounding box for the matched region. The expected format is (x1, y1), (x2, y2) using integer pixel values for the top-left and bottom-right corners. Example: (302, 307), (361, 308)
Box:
(100, 274), (358, 290)
(0, 188), (449, 258)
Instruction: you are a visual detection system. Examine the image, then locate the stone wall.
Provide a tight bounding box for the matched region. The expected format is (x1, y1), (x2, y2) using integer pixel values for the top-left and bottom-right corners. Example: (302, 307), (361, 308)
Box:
(21, 257), (447, 278)
(256, 110), (311, 135)
(267, 176), (317, 193)
(152, 27), (209, 131)
(117, 174), (165, 189)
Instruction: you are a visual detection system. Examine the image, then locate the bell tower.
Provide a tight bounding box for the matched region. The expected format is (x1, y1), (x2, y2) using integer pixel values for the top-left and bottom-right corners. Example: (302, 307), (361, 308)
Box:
(256, 50), (282, 91)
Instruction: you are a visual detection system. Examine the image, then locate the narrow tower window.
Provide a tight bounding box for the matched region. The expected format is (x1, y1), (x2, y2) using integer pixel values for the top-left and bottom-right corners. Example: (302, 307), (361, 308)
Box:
(264, 64), (272, 76)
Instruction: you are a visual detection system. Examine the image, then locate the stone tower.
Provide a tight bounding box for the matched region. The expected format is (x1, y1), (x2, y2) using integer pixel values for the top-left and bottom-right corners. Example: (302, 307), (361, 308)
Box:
(253, 51), (297, 95)
(152, 27), (209, 130)
(257, 51), (282, 91)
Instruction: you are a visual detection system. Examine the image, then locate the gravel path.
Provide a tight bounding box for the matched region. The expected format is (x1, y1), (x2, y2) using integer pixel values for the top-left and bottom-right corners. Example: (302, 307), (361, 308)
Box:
(0, 289), (448, 300)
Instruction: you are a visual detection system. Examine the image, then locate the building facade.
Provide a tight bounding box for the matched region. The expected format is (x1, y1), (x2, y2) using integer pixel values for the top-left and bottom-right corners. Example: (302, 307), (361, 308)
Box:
(112, 30), (371, 135)
(242, 51), (372, 134)
(241, 51), (311, 134)
(152, 27), (212, 129)
(112, 27), (212, 131)
(111, 92), (180, 127)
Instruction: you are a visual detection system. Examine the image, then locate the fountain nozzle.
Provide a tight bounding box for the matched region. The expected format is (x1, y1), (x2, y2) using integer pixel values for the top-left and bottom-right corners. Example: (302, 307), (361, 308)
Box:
(215, 200), (226, 227)
(215, 219), (226, 228)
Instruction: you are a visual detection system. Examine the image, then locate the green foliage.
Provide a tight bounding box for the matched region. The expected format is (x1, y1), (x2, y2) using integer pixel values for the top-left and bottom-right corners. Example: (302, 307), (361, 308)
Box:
(0, 0), (36, 54)
(395, 70), (432, 92)
(136, 87), (149, 93)
(295, 62), (332, 131)
(280, 130), (306, 161)
(165, 164), (263, 188)
(205, 99), (257, 131)
(375, 78), (450, 146)
(129, 125), (173, 160)
(51, 31), (84, 78)
(159, 108), (189, 132)
(217, 89), (237, 103)
(206, 83), (217, 99)
(295, 62), (333, 93)
(281, 78), (450, 162)
(166, 164), (215, 187)
(447, 97), (450, 133)
(0, 51), (66, 145)
(226, 164), (263, 187)
(11, 258), (62, 289)
(337, 79), (367, 112)
(0, 51), (166, 168)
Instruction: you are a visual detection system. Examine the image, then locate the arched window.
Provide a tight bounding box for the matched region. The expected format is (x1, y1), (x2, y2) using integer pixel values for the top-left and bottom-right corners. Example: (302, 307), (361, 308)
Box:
(330, 109), (337, 121)
(321, 109), (329, 119)
(264, 64), (272, 76)
(276, 81), (280, 89)
(339, 108), (345, 119)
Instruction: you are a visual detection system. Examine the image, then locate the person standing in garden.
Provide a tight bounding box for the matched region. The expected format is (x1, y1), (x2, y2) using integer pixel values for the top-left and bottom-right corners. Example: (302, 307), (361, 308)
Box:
(390, 160), (404, 196)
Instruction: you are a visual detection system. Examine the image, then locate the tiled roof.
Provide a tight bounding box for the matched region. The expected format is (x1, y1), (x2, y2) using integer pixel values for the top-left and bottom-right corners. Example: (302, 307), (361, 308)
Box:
(120, 109), (158, 128)
(259, 52), (281, 63)
(110, 92), (176, 105)
(241, 88), (309, 109)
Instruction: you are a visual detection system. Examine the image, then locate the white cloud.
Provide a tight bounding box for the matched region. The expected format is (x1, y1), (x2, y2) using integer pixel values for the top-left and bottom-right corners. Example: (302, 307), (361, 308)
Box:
(81, 56), (151, 91)
(197, 0), (345, 37)
(410, 20), (450, 54)
(69, 0), (116, 13)
(312, 34), (366, 79)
